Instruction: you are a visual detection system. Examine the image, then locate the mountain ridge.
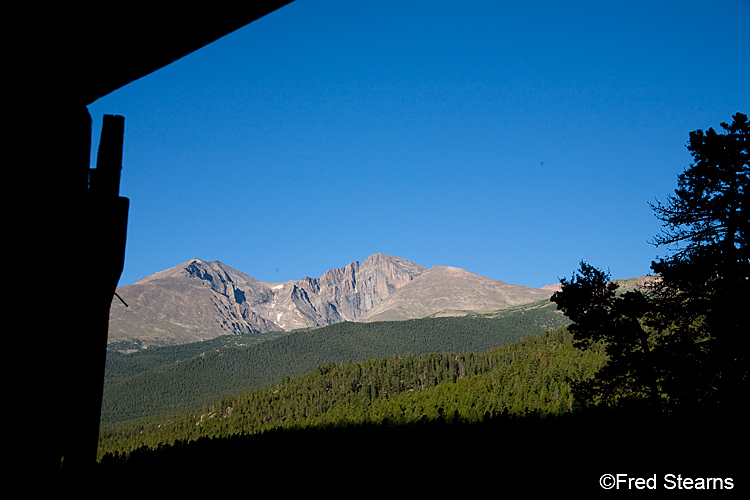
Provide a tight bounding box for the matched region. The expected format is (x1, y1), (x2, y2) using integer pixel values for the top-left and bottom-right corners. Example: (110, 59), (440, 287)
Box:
(108, 254), (557, 352)
(359, 265), (553, 322)
(109, 254), (425, 351)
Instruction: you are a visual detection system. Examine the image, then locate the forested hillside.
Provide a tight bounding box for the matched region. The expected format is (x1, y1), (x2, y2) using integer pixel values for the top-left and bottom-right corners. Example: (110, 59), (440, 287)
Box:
(98, 327), (603, 459)
(101, 300), (569, 427)
(104, 330), (287, 387)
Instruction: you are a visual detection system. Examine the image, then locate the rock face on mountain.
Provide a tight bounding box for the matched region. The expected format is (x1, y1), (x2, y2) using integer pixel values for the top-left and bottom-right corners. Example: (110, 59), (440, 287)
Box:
(108, 260), (282, 350)
(108, 254), (425, 351)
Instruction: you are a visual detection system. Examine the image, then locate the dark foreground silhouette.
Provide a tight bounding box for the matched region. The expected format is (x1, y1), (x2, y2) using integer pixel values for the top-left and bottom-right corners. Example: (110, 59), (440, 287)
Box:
(55, 408), (746, 499)
(17, 2), (296, 479)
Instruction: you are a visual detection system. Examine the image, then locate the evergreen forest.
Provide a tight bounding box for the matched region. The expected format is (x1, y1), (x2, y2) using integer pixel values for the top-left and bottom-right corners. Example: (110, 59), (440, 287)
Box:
(97, 327), (603, 459)
(100, 300), (569, 427)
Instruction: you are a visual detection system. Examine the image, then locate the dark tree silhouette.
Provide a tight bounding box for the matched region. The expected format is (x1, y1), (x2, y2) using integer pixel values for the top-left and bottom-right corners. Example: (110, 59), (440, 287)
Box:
(552, 113), (749, 413)
(649, 112), (749, 411)
(551, 263), (663, 410)
(650, 113), (748, 264)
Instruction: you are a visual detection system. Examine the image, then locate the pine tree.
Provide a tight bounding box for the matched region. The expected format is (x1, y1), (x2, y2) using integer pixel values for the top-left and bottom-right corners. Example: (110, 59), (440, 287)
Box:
(649, 112), (749, 410)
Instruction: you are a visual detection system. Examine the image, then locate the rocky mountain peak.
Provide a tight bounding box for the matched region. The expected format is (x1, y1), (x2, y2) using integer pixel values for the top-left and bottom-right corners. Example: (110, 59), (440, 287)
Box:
(110, 254), (428, 351)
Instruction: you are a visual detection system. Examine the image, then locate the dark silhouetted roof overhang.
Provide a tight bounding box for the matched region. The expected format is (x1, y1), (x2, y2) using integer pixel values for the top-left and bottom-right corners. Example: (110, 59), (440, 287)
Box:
(20, 2), (295, 105)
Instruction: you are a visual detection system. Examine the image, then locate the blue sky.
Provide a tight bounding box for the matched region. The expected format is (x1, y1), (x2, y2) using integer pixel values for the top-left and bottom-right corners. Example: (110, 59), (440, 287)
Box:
(87, 0), (750, 289)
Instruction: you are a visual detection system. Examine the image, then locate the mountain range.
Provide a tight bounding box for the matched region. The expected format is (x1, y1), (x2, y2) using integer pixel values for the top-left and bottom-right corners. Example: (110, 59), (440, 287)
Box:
(108, 254), (554, 352)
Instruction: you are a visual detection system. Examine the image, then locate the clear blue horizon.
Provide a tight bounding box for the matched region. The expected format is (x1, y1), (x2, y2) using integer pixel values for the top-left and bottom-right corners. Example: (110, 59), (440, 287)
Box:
(87, 0), (750, 289)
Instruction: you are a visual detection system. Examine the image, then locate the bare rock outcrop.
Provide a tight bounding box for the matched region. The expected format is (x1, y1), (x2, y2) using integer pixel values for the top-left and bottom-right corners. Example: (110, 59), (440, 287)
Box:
(108, 254), (425, 351)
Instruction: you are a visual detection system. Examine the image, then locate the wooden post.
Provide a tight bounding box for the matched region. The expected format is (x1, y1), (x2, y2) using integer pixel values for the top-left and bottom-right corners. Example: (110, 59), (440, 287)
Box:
(62, 114), (129, 482)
